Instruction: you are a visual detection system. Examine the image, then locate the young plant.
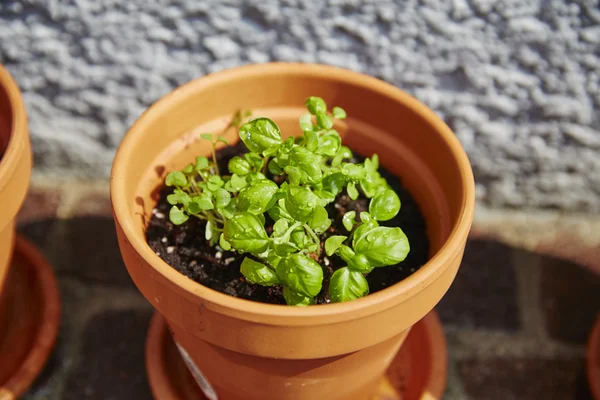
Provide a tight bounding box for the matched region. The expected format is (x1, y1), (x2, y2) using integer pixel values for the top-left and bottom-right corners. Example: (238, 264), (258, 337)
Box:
(164, 97), (410, 306)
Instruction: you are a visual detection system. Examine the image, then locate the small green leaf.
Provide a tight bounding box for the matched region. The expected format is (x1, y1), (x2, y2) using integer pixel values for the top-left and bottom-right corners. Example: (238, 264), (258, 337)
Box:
(240, 258), (279, 286)
(223, 212), (270, 253)
(200, 133), (213, 141)
(228, 173), (247, 192)
(214, 188), (231, 208)
(299, 113), (313, 131)
(165, 171), (187, 187)
(304, 130), (318, 151)
(244, 152), (265, 171)
(167, 189), (191, 206)
(329, 267), (369, 303)
(169, 206), (189, 225)
(316, 112), (333, 129)
(306, 96), (327, 115)
(285, 185), (318, 223)
(332, 107), (347, 120)
(353, 226), (410, 267)
(239, 117), (283, 154)
(342, 211), (356, 231)
(291, 146), (322, 183)
(236, 179), (279, 215)
(195, 156), (209, 171)
(284, 165), (302, 186)
(308, 205), (331, 234)
(283, 286), (313, 307)
(322, 172), (347, 196)
(272, 218), (289, 237)
(316, 132), (341, 156)
(274, 242), (298, 256)
(228, 156), (251, 176)
(268, 159), (283, 175)
(182, 164), (194, 174)
(219, 233), (231, 251)
(314, 190), (336, 206)
(276, 254), (323, 298)
(369, 189), (401, 221)
(347, 254), (373, 273)
(196, 192), (214, 210)
(205, 220), (214, 241)
(217, 135), (229, 145)
(347, 182), (359, 200)
(268, 202), (292, 221)
(332, 146), (353, 168)
(207, 175), (224, 191)
(325, 235), (347, 256)
(342, 164), (366, 180)
(338, 245), (355, 263)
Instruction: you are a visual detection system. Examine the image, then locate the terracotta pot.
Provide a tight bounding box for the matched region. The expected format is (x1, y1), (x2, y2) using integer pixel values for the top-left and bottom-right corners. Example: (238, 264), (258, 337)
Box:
(111, 63), (475, 400)
(0, 65), (32, 295)
(589, 315), (600, 400)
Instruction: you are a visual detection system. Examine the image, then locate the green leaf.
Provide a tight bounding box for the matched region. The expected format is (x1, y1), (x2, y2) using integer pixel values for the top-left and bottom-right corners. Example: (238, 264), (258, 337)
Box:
(342, 211), (356, 231)
(338, 245), (355, 263)
(228, 156), (251, 176)
(219, 233), (231, 251)
(165, 171), (187, 187)
(284, 165), (302, 186)
(353, 226), (410, 267)
(169, 206), (189, 225)
(347, 182), (359, 200)
(305, 96), (327, 115)
(347, 254), (373, 273)
(219, 200), (236, 219)
(223, 212), (270, 253)
(207, 175), (224, 191)
(332, 107), (347, 120)
(316, 132), (341, 156)
(283, 286), (313, 306)
(195, 156), (209, 171)
(314, 190), (336, 206)
(268, 159), (283, 175)
(308, 205), (331, 234)
(329, 267), (369, 303)
(236, 179), (279, 215)
(342, 164), (365, 180)
(214, 188), (231, 208)
(205, 220), (214, 241)
(316, 112), (333, 129)
(285, 185), (318, 222)
(272, 218), (289, 237)
(291, 146), (322, 183)
(217, 135), (229, 145)
(244, 152), (265, 171)
(182, 164), (194, 174)
(325, 235), (347, 256)
(369, 189), (401, 221)
(240, 258), (279, 286)
(268, 202), (292, 221)
(332, 146), (353, 168)
(167, 189), (191, 206)
(228, 174), (247, 192)
(274, 242), (298, 256)
(200, 133), (213, 141)
(322, 172), (347, 196)
(299, 113), (313, 131)
(304, 130), (318, 151)
(239, 117), (282, 154)
(276, 254), (323, 298)
(194, 192), (214, 211)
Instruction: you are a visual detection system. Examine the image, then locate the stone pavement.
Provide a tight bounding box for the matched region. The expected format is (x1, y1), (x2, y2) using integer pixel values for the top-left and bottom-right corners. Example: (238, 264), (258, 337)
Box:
(15, 178), (600, 400)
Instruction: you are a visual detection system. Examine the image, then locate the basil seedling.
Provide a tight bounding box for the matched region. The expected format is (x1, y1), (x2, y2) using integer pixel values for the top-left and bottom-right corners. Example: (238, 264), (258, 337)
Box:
(163, 97), (410, 305)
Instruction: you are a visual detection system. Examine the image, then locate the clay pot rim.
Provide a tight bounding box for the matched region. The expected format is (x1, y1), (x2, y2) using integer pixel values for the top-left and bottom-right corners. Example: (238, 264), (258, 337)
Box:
(588, 315), (600, 399)
(111, 62), (475, 321)
(0, 66), (27, 203)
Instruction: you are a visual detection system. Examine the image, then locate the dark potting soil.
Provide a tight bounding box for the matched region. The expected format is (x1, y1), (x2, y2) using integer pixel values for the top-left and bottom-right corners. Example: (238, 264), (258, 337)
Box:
(146, 141), (429, 305)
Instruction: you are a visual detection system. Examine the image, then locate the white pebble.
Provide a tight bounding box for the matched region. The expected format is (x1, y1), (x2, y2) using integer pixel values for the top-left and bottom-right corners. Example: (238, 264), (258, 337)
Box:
(215, 251), (222, 259)
(155, 252), (160, 256)
(167, 246), (175, 254)
(161, 237), (167, 243)
(224, 257), (235, 266)
(155, 212), (165, 219)
(324, 257), (330, 266)
(334, 204), (340, 209)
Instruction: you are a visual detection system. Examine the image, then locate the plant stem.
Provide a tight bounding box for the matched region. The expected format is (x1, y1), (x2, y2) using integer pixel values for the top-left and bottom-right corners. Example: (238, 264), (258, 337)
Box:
(211, 142), (220, 176)
(303, 224), (321, 256)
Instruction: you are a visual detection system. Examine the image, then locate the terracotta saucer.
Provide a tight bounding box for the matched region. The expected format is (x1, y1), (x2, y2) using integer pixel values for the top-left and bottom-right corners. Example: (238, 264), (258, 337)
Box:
(588, 315), (600, 400)
(0, 236), (60, 400)
(146, 310), (447, 400)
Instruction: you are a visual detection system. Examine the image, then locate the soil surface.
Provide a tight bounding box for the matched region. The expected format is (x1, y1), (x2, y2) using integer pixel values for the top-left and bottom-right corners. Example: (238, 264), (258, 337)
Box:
(146, 142), (429, 305)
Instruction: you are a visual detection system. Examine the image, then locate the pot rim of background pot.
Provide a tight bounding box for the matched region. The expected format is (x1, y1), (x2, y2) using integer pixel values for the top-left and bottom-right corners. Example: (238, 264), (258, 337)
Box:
(110, 62), (475, 321)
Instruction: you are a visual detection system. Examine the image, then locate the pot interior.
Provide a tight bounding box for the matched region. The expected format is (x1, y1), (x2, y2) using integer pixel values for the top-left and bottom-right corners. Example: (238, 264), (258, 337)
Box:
(118, 64), (470, 284)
